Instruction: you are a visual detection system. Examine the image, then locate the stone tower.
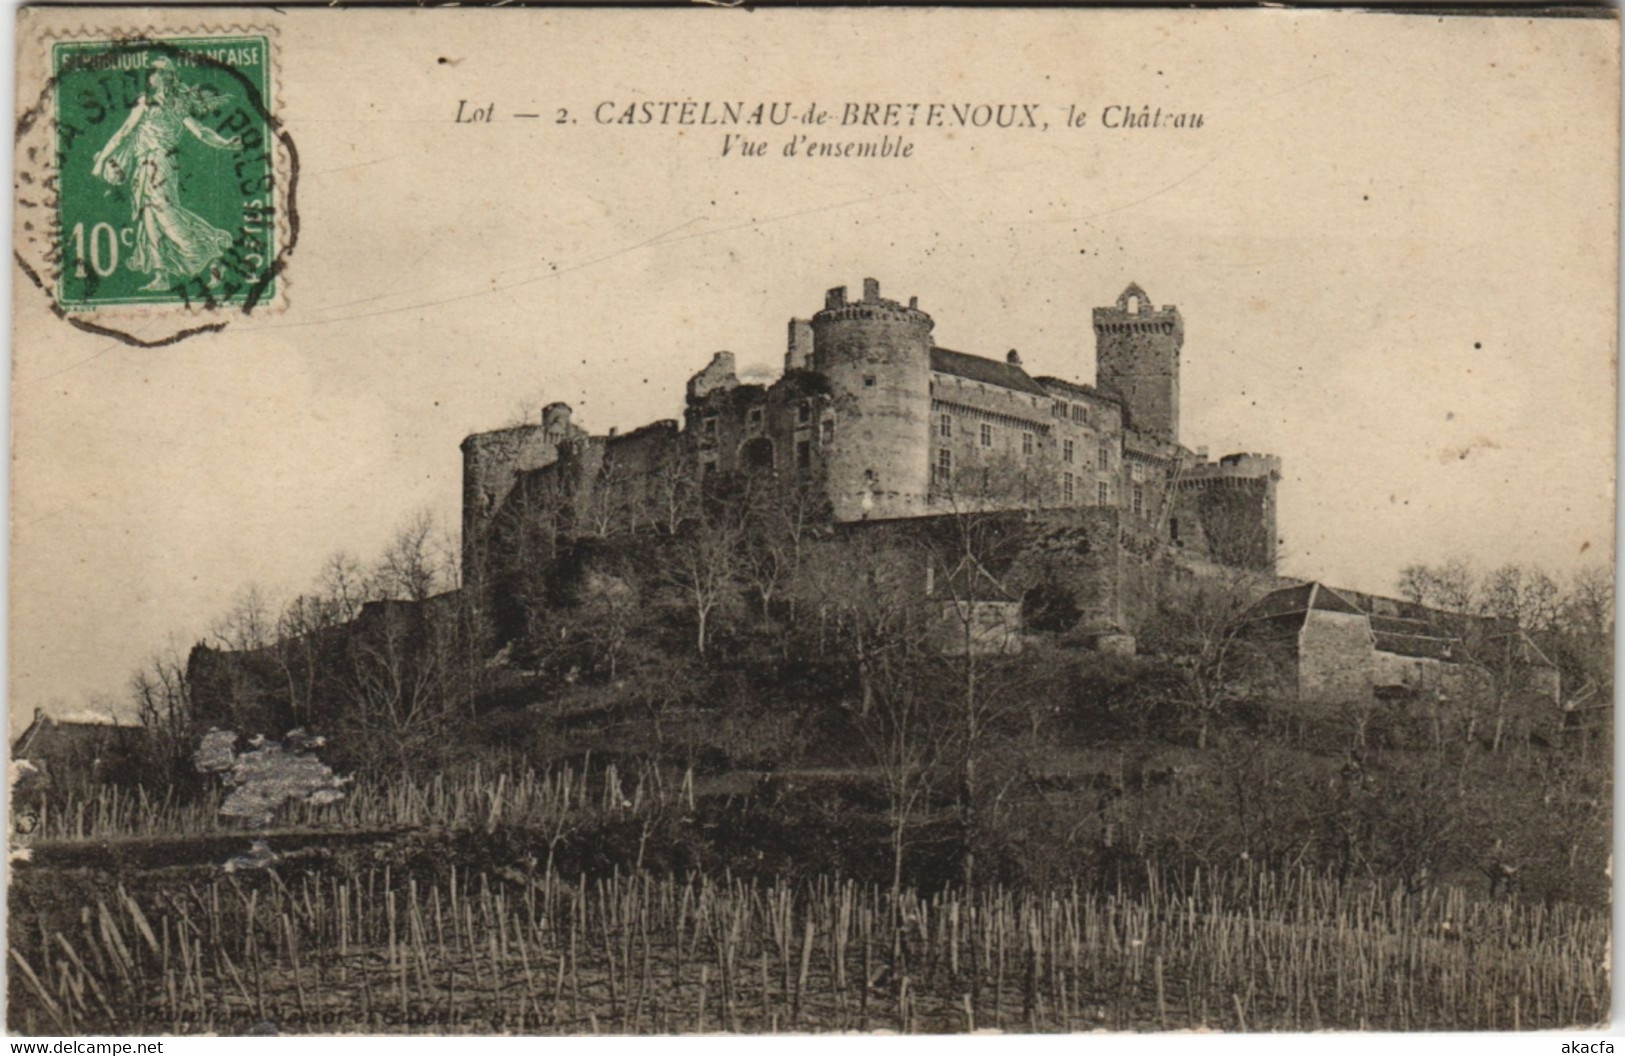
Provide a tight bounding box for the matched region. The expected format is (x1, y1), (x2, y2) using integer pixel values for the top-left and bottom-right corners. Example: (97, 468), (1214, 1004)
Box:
(811, 278), (934, 521)
(1094, 283), (1183, 442)
(1179, 453), (1283, 571)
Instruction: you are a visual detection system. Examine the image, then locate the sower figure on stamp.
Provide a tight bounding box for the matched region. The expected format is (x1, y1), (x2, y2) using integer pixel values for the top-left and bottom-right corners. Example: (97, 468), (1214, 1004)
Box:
(91, 57), (241, 291)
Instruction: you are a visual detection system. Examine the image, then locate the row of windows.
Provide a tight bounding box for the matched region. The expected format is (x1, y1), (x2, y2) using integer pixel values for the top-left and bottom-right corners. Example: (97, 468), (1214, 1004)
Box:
(715, 399), (821, 439)
(1052, 400), (1091, 424)
(707, 400), (828, 436)
(1059, 475), (1110, 505)
(940, 415), (1003, 450)
(935, 450), (1114, 507)
(729, 401), (1113, 451)
(941, 413), (1115, 467)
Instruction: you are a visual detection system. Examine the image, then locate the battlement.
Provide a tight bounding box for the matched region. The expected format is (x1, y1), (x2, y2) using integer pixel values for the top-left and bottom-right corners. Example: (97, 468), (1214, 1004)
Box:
(1184, 452), (1282, 482)
(1092, 282), (1181, 331)
(813, 277), (934, 329)
(1093, 316), (1181, 337)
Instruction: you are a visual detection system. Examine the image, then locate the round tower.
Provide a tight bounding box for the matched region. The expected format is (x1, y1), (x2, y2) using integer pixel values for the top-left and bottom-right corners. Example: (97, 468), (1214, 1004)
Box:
(811, 278), (934, 520)
(1178, 452), (1283, 571)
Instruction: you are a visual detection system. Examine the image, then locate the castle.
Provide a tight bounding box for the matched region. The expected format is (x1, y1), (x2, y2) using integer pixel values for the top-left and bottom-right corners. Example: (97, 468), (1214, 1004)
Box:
(177, 276), (1565, 743)
(462, 277), (1282, 600)
(453, 276), (1561, 717)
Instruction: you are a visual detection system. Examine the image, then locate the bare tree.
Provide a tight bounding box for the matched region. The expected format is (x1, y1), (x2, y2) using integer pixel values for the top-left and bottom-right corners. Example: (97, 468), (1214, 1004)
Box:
(373, 509), (444, 603)
(273, 594), (332, 725)
(337, 596), (484, 776)
(787, 530), (921, 712)
(738, 470), (830, 632)
(579, 452), (634, 539)
(1397, 557), (1477, 613)
(853, 646), (947, 895)
(575, 559), (645, 679)
(1394, 558), (1581, 752)
(1482, 563), (1561, 634)
(657, 492), (746, 657)
(920, 462), (1067, 884)
(318, 550), (374, 623)
(1139, 568), (1281, 749)
(1556, 562), (1614, 700)
(650, 452), (699, 537)
(129, 639), (196, 778)
(208, 583), (277, 653)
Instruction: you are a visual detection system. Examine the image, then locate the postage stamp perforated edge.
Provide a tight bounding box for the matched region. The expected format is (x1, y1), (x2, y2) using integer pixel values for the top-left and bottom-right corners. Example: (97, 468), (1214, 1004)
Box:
(15, 20), (293, 331)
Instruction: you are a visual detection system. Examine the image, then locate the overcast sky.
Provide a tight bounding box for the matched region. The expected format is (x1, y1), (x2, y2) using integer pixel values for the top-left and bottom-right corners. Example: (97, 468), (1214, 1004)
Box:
(10, 9), (1618, 733)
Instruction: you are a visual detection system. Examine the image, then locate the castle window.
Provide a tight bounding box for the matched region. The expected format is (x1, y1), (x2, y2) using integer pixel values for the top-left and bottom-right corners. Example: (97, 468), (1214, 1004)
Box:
(1131, 462), (1145, 483)
(820, 419), (834, 445)
(1098, 481), (1109, 505)
(1063, 473), (1075, 503)
(979, 423), (993, 448)
(935, 448), (951, 485)
(796, 439), (811, 470)
(863, 375), (876, 388)
(1099, 442), (1110, 468)
(1053, 401), (1067, 418)
(744, 436), (774, 471)
(1022, 432), (1034, 457)
(1071, 405), (1085, 424)
(940, 413), (952, 439)
(702, 416), (718, 439)
(747, 407), (764, 432)
(1169, 517), (1180, 543)
(1063, 439), (1075, 464)
(797, 402), (811, 425)
(1133, 485), (1144, 516)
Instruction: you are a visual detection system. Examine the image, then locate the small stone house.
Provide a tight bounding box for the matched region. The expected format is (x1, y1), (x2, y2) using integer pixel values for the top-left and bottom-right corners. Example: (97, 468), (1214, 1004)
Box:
(11, 709), (148, 788)
(1242, 582), (1562, 712)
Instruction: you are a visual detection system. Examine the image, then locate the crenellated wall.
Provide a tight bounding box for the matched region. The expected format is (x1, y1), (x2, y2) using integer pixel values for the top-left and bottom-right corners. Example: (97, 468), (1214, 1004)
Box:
(1177, 452), (1282, 571)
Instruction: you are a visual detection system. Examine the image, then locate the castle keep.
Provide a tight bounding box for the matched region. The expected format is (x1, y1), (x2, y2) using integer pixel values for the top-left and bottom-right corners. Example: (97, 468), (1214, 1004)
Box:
(462, 278), (1283, 627)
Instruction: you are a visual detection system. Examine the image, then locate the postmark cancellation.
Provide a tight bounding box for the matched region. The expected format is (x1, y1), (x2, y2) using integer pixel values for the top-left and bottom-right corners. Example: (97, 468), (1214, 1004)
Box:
(15, 21), (294, 343)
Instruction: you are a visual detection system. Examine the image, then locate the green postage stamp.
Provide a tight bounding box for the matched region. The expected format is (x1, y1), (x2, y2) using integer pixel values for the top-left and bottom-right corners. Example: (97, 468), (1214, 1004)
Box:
(49, 35), (280, 311)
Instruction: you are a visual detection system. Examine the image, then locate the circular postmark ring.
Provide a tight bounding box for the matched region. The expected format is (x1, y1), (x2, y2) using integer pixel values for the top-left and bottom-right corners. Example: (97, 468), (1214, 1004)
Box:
(15, 29), (298, 347)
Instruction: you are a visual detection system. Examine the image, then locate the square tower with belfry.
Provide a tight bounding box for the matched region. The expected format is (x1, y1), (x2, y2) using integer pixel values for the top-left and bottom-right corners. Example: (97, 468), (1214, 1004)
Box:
(1093, 283), (1182, 442)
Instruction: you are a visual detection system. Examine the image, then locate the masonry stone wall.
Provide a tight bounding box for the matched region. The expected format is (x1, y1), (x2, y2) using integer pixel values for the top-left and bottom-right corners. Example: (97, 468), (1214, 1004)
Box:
(1094, 284), (1183, 442)
(1298, 610), (1376, 705)
(928, 368), (1057, 508)
(811, 281), (935, 521)
(461, 403), (584, 574)
(459, 276), (1281, 648)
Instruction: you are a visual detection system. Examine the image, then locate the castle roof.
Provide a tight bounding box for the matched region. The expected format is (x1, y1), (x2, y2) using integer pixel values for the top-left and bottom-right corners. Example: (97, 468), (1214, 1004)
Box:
(930, 347), (1049, 398)
(1242, 581), (1533, 664)
(1246, 581), (1365, 623)
(1034, 376), (1111, 402)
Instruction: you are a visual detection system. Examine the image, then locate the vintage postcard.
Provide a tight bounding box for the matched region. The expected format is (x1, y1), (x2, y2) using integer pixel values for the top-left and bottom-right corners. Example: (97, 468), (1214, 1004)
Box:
(7, 5), (1617, 1037)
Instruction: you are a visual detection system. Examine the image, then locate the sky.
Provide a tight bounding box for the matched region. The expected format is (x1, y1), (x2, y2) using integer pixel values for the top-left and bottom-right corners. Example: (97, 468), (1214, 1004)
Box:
(8, 8), (1618, 734)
